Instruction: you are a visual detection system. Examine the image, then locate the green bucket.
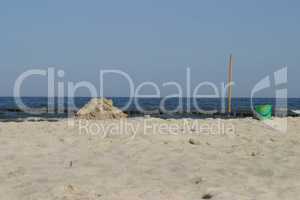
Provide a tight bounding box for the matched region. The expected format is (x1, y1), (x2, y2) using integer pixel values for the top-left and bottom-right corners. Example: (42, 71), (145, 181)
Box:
(255, 104), (272, 120)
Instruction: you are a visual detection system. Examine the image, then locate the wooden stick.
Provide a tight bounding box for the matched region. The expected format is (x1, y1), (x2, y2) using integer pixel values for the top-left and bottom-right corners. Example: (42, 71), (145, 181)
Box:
(227, 54), (233, 113)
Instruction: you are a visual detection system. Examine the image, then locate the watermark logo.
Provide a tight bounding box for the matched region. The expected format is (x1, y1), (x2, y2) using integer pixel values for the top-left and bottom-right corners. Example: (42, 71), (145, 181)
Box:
(12, 65), (288, 136)
(13, 67), (231, 115)
(251, 67), (288, 132)
(74, 118), (236, 139)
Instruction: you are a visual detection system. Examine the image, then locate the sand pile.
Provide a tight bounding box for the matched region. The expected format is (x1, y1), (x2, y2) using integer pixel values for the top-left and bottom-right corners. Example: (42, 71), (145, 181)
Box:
(76, 98), (127, 120)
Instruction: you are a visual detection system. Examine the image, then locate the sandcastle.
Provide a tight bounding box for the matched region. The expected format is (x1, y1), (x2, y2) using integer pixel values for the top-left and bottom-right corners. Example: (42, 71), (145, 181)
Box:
(76, 98), (127, 120)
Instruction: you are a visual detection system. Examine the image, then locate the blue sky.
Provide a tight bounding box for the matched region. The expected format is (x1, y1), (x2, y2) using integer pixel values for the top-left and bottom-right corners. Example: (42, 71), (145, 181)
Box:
(0, 0), (299, 97)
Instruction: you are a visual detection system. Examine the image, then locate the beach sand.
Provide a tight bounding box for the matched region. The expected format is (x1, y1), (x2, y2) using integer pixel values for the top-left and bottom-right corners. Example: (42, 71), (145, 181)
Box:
(0, 117), (300, 200)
